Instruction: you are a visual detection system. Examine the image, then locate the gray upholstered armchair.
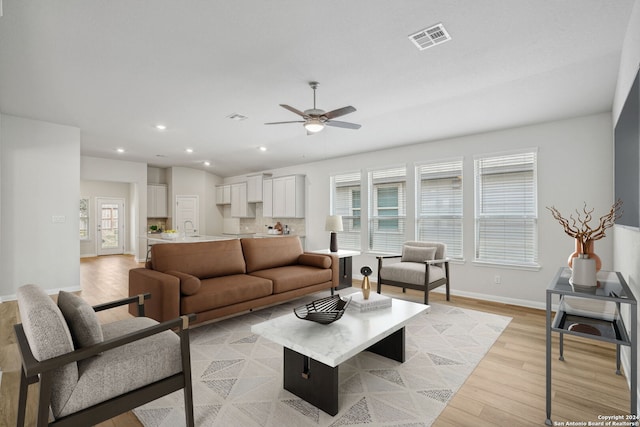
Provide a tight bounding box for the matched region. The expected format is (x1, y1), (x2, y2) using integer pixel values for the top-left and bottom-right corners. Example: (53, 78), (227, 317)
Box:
(14, 284), (195, 427)
(377, 241), (450, 304)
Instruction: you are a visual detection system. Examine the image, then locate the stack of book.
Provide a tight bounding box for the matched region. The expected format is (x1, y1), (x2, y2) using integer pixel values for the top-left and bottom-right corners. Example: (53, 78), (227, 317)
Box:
(350, 292), (392, 312)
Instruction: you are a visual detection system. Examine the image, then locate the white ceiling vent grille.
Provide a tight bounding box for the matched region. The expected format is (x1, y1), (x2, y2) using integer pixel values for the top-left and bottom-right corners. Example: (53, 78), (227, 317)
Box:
(409, 23), (451, 51)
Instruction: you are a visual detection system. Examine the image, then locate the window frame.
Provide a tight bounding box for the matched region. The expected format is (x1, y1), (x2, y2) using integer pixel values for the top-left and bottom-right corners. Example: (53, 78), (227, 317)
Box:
(330, 171), (362, 250)
(415, 158), (464, 260)
(80, 198), (89, 241)
(473, 149), (539, 268)
(368, 166), (407, 254)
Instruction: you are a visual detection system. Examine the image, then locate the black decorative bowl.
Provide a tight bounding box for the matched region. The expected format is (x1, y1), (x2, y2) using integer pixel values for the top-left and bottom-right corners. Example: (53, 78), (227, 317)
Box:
(294, 295), (351, 324)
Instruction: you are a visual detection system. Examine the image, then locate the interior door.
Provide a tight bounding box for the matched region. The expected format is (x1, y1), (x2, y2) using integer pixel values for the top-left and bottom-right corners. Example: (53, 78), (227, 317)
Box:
(175, 195), (199, 235)
(97, 198), (125, 256)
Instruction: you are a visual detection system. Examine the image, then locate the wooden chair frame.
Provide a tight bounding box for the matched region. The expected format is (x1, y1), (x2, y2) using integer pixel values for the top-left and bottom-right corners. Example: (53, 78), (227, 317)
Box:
(14, 293), (196, 427)
(377, 255), (450, 304)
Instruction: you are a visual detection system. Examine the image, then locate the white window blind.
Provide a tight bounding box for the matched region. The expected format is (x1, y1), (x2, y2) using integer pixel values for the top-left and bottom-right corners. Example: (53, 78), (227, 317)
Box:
(369, 166), (406, 253)
(331, 172), (362, 250)
(416, 160), (463, 259)
(474, 151), (538, 266)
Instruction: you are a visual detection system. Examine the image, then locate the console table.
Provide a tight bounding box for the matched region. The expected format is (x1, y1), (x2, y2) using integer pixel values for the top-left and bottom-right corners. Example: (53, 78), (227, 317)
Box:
(545, 267), (637, 425)
(310, 249), (360, 290)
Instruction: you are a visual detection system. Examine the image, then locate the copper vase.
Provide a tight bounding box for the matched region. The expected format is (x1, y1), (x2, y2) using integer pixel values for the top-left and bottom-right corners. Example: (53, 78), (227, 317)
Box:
(568, 239), (602, 272)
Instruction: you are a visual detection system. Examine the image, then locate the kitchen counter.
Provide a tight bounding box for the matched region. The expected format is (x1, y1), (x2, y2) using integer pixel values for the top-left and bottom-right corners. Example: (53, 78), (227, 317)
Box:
(144, 234), (236, 244)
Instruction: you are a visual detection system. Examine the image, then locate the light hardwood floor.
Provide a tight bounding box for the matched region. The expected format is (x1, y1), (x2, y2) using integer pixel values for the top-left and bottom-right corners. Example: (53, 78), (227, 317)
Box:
(0, 255), (632, 426)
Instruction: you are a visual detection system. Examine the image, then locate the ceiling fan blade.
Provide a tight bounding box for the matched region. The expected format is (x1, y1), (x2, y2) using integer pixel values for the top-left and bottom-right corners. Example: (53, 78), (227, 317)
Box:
(264, 121), (305, 125)
(280, 104), (309, 118)
(323, 106), (356, 120)
(325, 120), (361, 130)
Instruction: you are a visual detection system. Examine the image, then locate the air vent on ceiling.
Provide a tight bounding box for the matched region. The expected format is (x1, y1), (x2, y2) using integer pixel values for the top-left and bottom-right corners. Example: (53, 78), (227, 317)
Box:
(409, 23), (451, 51)
(227, 113), (248, 121)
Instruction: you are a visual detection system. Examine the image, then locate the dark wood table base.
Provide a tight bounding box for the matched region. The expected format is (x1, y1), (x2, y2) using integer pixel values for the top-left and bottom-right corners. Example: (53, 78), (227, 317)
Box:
(282, 327), (406, 416)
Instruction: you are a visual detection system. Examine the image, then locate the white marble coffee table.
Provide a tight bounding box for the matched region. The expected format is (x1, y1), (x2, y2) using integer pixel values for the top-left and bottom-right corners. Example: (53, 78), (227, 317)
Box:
(251, 297), (429, 415)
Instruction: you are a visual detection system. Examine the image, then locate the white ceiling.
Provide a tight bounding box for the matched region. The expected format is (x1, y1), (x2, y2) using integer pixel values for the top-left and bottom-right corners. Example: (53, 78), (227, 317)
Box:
(0, 1), (634, 177)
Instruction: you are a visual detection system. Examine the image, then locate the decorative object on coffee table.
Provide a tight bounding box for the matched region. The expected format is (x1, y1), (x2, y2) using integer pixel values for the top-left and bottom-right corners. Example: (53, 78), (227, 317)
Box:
(294, 294), (351, 324)
(547, 199), (622, 272)
(325, 215), (343, 252)
(350, 291), (392, 312)
(360, 266), (372, 299)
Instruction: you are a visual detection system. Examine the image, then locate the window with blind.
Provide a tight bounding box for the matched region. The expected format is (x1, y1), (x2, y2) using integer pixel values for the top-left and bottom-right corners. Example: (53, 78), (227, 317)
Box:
(369, 166), (406, 253)
(330, 172), (362, 250)
(474, 151), (538, 266)
(416, 160), (463, 259)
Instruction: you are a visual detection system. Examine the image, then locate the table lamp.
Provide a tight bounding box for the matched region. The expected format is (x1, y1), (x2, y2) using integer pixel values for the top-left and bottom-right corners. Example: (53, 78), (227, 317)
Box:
(325, 215), (343, 252)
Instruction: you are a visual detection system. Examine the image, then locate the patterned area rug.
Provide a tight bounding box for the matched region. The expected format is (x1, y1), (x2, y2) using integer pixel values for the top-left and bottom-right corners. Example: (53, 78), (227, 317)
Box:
(133, 291), (511, 426)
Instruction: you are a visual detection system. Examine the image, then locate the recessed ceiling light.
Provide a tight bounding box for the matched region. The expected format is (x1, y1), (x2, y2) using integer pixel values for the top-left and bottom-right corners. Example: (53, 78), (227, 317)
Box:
(258, 146), (267, 152)
(185, 148), (194, 153)
(203, 161), (211, 166)
(116, 148), (125, 153)
(155, 124), (167, 131)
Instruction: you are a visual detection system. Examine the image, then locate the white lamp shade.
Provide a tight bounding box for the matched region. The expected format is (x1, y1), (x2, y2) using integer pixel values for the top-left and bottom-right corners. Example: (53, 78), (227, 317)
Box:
(325, 215), (343, 232)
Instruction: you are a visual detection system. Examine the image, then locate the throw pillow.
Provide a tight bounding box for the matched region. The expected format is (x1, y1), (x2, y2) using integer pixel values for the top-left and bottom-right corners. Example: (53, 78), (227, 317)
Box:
(166, 270), (202, 295)
(57, 291), (104, 348)
(401, 246), (437, 263)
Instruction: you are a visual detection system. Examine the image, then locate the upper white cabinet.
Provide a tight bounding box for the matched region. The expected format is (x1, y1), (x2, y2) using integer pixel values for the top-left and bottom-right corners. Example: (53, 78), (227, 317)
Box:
(271, 175), (305, 218)
(147, 184), (168, 218)
(262, 178), (273, 217)
(215, 184), (231, 205)
(230, 182), (255, 218)
(247, 174), (270, 203)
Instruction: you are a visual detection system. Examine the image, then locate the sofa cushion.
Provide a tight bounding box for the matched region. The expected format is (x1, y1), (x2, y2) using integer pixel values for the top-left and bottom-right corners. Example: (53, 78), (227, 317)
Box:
(57, 290), (104, 348)
(16, 284), (78, 418)
(181, 274), (273, 313)
(151, 239), (246, 279)
(298, 253), (332, 269)
(241, 236), (303, 273)
(165, 270), (201, 295)
(250, 265), (332, 294)
(380, 262), (445, 286)
(401, 246), (437, 263)
(58, 317), (181, 417)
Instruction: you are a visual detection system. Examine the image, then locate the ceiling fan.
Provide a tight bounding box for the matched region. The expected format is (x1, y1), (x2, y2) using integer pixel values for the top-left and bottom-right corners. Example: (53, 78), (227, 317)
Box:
(265, 81), (361, 134)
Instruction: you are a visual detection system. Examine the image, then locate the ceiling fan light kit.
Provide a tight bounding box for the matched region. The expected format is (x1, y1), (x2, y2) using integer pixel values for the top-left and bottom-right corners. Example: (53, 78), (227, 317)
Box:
(265, 81), (361, 134)
(304, 117), (324, 133)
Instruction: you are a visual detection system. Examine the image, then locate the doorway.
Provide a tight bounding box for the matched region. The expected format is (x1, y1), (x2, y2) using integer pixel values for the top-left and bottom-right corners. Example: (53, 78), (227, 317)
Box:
(175, 195), (199, 235)
(97, 198), (125, 255)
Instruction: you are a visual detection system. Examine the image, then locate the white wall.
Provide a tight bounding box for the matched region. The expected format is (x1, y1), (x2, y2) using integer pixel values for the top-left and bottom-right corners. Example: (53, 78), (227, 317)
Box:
(231, 112), (614, 308)
(0, 115), (81, 300)
(80, 156), (147, 261)
(80, 180), (132, 257)
(168, 167), (223, 235)
(612, 0), (640, 410)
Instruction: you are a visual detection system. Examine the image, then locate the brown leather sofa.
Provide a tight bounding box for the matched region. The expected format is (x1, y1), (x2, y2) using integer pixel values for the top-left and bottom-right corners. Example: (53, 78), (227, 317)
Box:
(129, 236), (338, 324)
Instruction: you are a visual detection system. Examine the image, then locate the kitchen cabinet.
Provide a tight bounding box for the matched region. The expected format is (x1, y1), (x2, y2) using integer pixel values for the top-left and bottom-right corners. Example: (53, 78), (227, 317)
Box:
(263, 178), (273, 217)
(215, 185), (231, 205)
(147, 184), (168, 218)
(247, 174), (270, 203)
(272, 175), (305, 218)
(231, 182), (255, 218)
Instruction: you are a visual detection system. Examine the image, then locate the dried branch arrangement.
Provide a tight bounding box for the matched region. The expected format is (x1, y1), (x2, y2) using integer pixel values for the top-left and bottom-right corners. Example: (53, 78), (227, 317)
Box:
(546, 199), (623, 251)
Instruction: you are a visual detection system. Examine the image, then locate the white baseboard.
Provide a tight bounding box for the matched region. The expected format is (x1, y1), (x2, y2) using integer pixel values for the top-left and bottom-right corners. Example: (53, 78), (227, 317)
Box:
(1, 285), (81, 302)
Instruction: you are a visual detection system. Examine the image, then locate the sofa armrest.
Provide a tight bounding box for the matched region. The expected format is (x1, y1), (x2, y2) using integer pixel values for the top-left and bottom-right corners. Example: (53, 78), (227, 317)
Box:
(165, 270), (202, 296)
(298, 253), (332, 269)
(129, 268), (180, 322)
(300, 252), (338, 287)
